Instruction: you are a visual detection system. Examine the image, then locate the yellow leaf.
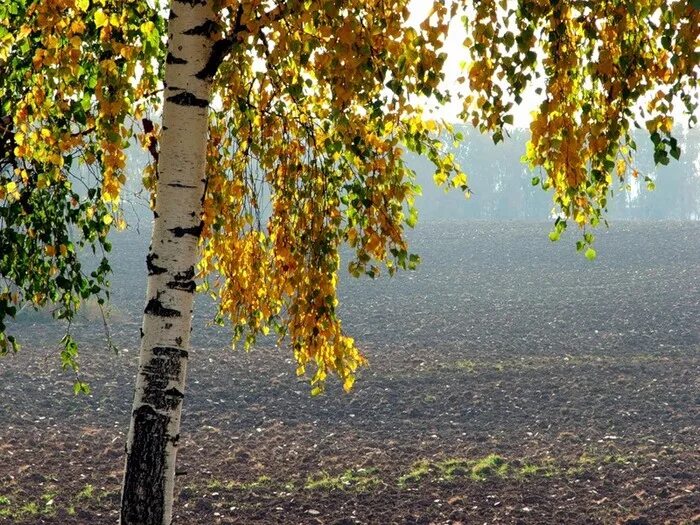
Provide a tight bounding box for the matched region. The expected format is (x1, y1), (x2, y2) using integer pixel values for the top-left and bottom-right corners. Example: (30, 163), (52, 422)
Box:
(140, 21), (155, 36)
(103, 214), (113, 225)
(17, 25), (31, 40)
(77, 0), (90, 11)
(94, 9), (108, 28)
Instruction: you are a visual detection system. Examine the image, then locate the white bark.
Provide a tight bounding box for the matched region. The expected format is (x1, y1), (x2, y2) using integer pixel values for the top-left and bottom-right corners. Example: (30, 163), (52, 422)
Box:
(120, 1), (217, 524)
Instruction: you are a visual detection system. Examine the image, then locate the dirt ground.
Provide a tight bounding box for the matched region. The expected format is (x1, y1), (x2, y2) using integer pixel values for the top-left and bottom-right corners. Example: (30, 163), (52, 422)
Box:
(1, 222), (698, 524)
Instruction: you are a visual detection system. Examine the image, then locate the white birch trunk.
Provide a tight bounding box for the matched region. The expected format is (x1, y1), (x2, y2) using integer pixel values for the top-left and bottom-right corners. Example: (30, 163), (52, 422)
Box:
(120, 1), (217, 523)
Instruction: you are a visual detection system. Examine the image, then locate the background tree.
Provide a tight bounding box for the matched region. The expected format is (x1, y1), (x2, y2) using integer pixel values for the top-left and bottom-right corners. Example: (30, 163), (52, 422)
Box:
(1, 0), (698, 524)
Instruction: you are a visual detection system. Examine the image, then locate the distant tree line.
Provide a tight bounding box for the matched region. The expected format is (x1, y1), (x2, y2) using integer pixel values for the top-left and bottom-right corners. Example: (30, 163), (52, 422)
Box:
(109, 125), (699, 225)
(412, 126), (700, 221)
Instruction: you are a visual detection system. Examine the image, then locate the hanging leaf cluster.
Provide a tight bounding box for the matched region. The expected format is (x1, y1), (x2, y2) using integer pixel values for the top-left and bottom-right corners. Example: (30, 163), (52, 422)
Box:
(462, 0), (699, 249)
(0, 0), (163, 366)
(199, 1), (464, 393)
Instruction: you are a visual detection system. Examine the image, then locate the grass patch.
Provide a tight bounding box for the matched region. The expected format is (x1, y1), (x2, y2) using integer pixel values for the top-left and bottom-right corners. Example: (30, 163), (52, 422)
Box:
(0, 495), (57, 520)
(470, 454), (508, 480)
(18, 502), (39, 517)
(399, 455), (510, 486)
(398, 460), (432, 487)
(603, 454), (631, 465)
(240, 475), (271, 490)
(206, 479), (227, 490)
(206, 475), (271, 491)
(76, 484), (95, 500)
(518, 463), (541, 477)
(305, 468), (380, 492)
(517, 461), (557, 478)
(435, 458), (471, 481)
(454, 359), (476, 372)
(566, 453), (596, 476)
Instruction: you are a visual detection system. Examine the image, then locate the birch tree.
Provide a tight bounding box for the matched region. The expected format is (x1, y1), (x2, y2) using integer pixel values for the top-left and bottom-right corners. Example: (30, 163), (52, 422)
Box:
(0, 1), (698, 524)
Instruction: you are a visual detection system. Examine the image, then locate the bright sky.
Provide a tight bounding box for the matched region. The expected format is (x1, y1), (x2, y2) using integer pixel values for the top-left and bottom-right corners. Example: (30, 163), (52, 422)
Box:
(407, 0), (541, 128)
(406, 1), (696, 132)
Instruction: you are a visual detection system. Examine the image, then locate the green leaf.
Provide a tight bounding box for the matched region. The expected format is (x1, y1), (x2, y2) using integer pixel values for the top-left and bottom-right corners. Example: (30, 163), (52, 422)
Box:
(585, 248), (597, 261)
(406, 207), (418, 228)
(73, 381), (91, 395)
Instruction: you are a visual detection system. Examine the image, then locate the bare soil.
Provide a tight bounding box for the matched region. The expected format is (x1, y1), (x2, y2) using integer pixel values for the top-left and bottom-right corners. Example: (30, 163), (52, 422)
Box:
(1, 222), (698, 524)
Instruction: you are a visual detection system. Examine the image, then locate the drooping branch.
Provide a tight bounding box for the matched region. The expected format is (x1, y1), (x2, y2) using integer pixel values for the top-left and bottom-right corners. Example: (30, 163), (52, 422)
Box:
(196, 2), (288, 80)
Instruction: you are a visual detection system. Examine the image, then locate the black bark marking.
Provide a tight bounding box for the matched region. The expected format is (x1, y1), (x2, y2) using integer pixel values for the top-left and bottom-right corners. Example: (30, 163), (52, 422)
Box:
(141, 347), (188, 411)
(175, 336), (183, 346)
(152, 346), (188, 359)
(169, 9), (178, 19)
(196, 4), (245, 80)
(140, 328), (144, 339)
(168, 223), (202, 238)
(121, 405), (168, 525)
(146, 252), (167, 276)
(174, 0), (206, 5)
(183, 19), (219, 37)
(166, 91), (208, 108)
(196, 4), (285, 80)
(167, 182), (197, 188)
(166, 266), (196, 293)
(196, 38), (233, 80)
(142, 118), (159, 164)
(166, 279), (196, 293)
(153, 210), (159, 219)
(164, 387), (184, 399)
(144, 296), (181, 318)
(166, 52), (187, 65)
(175, 266), (195, 281)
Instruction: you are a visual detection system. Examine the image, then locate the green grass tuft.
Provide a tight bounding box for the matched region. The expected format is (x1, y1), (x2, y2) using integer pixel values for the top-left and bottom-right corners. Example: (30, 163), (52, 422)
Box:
(305, 469), (380, 492)
(454, 359), (476, 372)
(398, 460), (432, 487)
(470, 454), (508, 480)
(76, 484), (95, 500)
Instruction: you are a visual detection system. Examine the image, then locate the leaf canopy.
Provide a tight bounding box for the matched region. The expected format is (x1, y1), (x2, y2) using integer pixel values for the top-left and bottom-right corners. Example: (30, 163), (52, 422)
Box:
(1, 0), (697, 390)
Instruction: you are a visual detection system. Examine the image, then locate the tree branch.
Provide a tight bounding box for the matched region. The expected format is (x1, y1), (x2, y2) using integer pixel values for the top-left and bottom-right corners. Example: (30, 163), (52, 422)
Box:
(195, 2), (288, 80)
